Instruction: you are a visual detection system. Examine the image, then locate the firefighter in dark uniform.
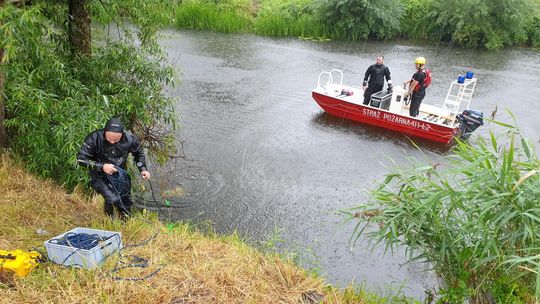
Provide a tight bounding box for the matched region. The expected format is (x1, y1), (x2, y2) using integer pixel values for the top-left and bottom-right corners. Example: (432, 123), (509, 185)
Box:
(77, 117), (150, 219)
(362, 55), (393, 105)
(404, 57), (428, 117)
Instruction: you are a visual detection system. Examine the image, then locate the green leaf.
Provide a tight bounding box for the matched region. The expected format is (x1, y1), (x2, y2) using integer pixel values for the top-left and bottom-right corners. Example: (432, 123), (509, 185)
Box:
(536, 262), (540, 302)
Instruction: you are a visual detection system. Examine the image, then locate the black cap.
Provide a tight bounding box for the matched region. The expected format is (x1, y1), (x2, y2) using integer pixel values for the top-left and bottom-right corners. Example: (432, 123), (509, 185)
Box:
(104, 117), (124, 133)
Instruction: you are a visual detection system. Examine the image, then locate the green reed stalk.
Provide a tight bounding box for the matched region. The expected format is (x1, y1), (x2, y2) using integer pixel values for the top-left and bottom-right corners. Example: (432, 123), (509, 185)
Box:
(174, 2), (251, 33)
(254, 14), (326, 39)
(345, 115), (540, 303)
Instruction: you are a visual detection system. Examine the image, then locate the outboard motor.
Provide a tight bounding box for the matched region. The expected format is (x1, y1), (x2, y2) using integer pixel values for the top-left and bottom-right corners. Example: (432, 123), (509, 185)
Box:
(457, 109), (484, 140)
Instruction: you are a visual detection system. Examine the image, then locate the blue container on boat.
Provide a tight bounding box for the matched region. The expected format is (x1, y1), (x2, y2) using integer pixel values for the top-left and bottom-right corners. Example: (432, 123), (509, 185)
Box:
(457, 75), (465, 84)
(466, 71), (474, 79)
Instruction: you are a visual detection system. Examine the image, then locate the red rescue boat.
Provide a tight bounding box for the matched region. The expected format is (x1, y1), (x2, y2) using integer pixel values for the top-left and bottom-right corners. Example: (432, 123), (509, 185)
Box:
(312, 69), (483, 144)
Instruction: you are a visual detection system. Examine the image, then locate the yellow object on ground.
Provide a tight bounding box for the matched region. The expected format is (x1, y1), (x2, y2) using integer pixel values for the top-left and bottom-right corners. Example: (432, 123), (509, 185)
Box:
(0, 250), (42, 277)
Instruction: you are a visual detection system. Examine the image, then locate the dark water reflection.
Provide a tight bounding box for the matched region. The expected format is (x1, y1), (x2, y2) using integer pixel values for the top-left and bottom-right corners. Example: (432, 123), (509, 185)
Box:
(147, 30), (540, 299)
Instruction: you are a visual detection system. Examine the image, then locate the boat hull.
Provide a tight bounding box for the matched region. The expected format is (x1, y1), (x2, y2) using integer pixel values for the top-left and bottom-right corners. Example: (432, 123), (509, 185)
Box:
(312, 91), (459, 144)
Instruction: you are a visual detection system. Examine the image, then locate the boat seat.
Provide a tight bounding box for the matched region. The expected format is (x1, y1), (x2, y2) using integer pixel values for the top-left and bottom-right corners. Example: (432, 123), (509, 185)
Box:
(418, 104), (454, 121)
(323, 84), (344, 97)
(424, 114), (440, 122)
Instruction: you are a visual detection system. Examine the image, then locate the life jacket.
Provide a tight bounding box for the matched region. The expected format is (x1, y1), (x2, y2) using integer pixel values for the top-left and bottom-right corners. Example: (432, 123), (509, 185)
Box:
(414, 68), (432, 92)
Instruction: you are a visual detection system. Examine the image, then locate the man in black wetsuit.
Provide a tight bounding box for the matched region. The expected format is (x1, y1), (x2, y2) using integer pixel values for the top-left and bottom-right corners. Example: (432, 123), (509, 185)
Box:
(362, 55), (393, 105)
(77, 117), (151, 219)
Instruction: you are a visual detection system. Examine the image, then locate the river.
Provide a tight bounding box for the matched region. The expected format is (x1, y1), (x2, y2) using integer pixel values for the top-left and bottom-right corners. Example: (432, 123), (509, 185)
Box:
(146, 30), (540, 299)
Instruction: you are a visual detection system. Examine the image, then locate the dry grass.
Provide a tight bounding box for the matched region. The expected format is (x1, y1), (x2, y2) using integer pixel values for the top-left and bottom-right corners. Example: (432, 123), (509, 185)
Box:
(0, 154), (384, 304)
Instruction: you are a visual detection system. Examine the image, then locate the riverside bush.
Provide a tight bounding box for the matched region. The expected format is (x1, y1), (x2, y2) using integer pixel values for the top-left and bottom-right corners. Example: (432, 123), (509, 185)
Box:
(346, 119), (540, 303)
(1, 2), (176, 188)
(254, 0), (326, 38)
(399, 0), (435, 40)
(428, 0), (530, 49)
(314, 0), (404, 40)
(525, 14), (540, 48)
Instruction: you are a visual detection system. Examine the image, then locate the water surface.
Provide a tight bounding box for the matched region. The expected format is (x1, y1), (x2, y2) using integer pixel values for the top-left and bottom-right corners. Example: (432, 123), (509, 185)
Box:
(146, 30), (540, 299)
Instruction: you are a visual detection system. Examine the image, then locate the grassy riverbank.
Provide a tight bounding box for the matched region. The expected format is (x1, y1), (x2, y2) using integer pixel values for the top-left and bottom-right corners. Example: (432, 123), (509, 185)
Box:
(0, 154), (417, 303)
(107, 0), (540, 50)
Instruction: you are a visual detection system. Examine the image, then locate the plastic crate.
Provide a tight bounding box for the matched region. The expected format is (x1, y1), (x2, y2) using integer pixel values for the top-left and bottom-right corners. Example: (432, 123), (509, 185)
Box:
(370, 90), (392, 110)
(44, 227), (122, 269)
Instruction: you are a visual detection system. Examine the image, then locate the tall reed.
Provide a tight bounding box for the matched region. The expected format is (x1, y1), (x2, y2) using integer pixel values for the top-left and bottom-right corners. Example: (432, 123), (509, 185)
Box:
(254, 14), (326, 39)
(345, 116), (540, 303)
(174, 2), (252, 33)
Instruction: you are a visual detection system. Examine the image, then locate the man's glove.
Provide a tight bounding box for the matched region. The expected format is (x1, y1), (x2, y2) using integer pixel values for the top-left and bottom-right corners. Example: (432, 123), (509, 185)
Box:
(387, 83), (393, 93)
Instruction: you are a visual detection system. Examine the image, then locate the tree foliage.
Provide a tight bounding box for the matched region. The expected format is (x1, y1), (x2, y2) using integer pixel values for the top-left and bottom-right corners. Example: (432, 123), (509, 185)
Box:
(525, 13), (540, 48)
(315, 0), (405, 40)
(428, 0), (531, 49)
(1, 1), (177, 188)
(399, 0), (435, 40)
(346, 119), (540, 303)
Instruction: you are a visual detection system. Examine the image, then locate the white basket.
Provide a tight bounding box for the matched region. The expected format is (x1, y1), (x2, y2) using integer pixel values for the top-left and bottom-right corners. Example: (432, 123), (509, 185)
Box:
(44, 227), (122, 269)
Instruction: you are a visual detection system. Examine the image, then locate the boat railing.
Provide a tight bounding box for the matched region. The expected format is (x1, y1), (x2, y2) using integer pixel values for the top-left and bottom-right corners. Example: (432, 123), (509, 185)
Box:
(317, 69), (343, 88)
(443, 78), (477, 125)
